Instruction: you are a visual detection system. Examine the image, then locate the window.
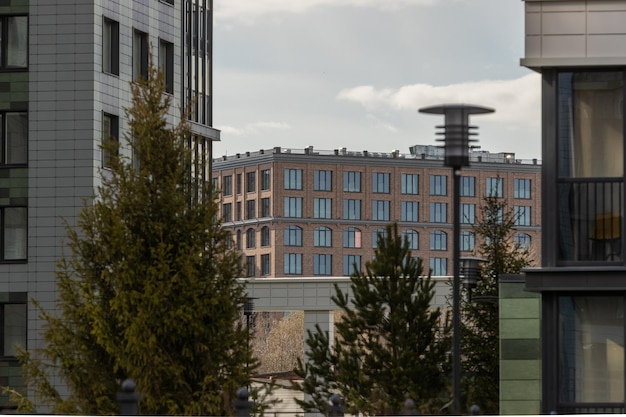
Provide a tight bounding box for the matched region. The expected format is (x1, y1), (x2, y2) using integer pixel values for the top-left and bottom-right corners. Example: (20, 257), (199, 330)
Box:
(246, 228), (255, 249)
(158, 39), (174, 93)
(461, 176), (475, 197)
(260, 198), (270, 217)
(314, 170), (332, 191)
(261, 226), (270, 247)
(2, 207), (26, 260)
(246, 172), (256, 193)
(284, 169), (303, 190)
(236, 230), (242, 250)
(314, 254), (332, 276)
(461, 203), (476, 224)
(486, 177), (503, 197)
(0, 16), (27, 70)
(0, 299), (26, 356)
(402, 229), (419, 250)
(261, 169), (271, 190)
(514, 178), (531, 199)
(261, 254), (271, 275)
(284, 226), (302, 246)
(236, 202), (242, 221)
(314, 198), (332, 219)
(236, 173), (242, 194)
(284, 253), (303, 275)
(223, 175), (232, 196)
(314, 226), (332, 247)
(1, 112), (27, 165)
(343, 255), (361, 276)
(246, 256), (255, 277)
(102, 113), (119, 168)
(430, 202), (447, 223)
(515, 206), (531, 226)
(343, 227), (362, 248)
(460, 231), (475, 252)
(284, 197), (303, 218)
(343, 199), (361, 220)
(222, 203), (232, 223)
(430, 230), (447, 251)
(401, 173), (419, 195)
(246, 200), (255, 220)
(373, 172), (390, 193)
(515, 233), (531, 250)
(373, 228), (387, 248)
(133, 29), (149, 81)
(430, 257), (448, 276)
(103, 17), (119, 75)
(401, 201), (419, 222)
(343, 171), (361, 192)
(372, 200), (390, 221)
(430, 175), (447, 195)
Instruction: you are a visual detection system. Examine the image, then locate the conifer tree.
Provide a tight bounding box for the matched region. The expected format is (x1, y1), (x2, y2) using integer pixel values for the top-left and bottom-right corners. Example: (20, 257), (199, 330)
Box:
(18, 61), (251, 415)
(461, 196), (532, 413)
(294, 223), (451, 415)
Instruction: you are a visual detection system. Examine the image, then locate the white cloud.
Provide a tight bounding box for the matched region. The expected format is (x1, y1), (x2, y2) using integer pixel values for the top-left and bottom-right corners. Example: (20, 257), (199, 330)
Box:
(336, 73), (541, 128)
(218, 121), (291, 137)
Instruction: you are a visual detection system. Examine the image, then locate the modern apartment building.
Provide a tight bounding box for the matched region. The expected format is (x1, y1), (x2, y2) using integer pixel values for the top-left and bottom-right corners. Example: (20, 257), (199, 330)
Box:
(212, 146), (542, 279)
(0, 0), (217, 401)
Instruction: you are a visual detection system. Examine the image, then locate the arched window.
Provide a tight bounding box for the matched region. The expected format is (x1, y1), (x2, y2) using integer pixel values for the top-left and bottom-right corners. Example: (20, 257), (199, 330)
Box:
(284, 226), (303, 246)
(314, 226), (332, 247)
(373, 228), (387, 248)
(236, 229), (242, 250)
(343, 227), (362, 248)
(401, 229), (419, 250)
(515, 233), (532, 250)
(430, 230), (447, 251)
(246, 228), (256, 249)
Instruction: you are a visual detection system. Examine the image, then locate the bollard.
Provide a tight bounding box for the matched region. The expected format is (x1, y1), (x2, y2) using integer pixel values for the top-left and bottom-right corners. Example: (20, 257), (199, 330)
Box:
(117, 379), (141, 415)
(402, 398), (419, 415)
(233, 387), (253, 417)
(469, 404), (480, 415)
(327, 394), (344, 417)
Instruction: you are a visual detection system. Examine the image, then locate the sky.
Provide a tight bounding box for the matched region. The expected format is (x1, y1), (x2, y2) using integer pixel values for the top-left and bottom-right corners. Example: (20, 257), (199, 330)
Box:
(212, 0), (541, 160)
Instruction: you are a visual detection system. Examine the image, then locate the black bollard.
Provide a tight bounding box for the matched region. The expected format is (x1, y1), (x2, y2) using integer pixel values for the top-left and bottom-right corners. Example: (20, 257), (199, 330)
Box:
(233, 387), (253, 417)
(117, 379), (141, 415)
(402, 398), (419, 415)
(470, 404), (480, 415)
(327, 394), (344, 417)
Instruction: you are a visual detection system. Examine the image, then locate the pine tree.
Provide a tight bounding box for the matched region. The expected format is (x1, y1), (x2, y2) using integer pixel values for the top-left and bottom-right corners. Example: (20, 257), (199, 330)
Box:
(294, 223), (451, 415)
(461, 196), (532, 413)
(18, 61), (252, 415)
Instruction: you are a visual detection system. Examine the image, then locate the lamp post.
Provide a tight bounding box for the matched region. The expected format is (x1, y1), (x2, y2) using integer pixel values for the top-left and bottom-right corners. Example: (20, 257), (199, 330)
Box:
(419, 104), (494, 414)
(243, 297), (257, 380)
(460, 256), (487, 302)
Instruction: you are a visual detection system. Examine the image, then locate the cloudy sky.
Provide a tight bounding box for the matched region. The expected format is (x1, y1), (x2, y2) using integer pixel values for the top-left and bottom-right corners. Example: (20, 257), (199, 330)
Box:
(212, 0), (541, 160)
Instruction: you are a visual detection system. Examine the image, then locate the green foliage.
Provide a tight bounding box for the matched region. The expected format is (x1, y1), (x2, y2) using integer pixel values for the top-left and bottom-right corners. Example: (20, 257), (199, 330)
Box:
(18, 60), (252, 415)
(294, 224), (451, 416)
(461, 196), (532, 413)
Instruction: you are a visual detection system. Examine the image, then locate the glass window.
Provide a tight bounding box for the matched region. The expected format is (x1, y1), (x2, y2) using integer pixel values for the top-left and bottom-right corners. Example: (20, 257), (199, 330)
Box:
(102, 113), (119, 169)
(261, 169), (271, 190)
(514, 178), (531, 199)
(2, 112), (27, 165)
(222, 203), (232, 223)
(401, 201), (419, 222)
(461, 176), (475, 197)
(343, 227), (362, 248)
(430, 175), (447, 196)
(0, 16), (27, 69)
(284, 197), (302, 218)
(133, 29), (149, 81)
(284, 169), (303, 190)
(314, 226), (332, 247)
(261, 254), (271, 275)
(2, 207), (26, 260)
(260, 197), (270, 218)
(222, 175), (232, 196)
(261, 226), (270, 247)
(103, 17), (119, 75)
(246, 200), (255, 220)
(343, 199), (361, 220)
(158, 39), (174, 93)
(236, 174), (242, 194)
(430, 202), (447, 223)
(236, 230), (241, 250)
(373, 172), (390, 193)
(314, 170), (332, 191)
(461, 203), (476, 224)
(486, 177), (503, 198)
(401, 173), (419, 195)
(372, 200), (390, 221)
(515, 206), (531, 226)
(430, 257), (447, 276)
(236, 202), (241, 221)
(246, 228), (255, 249)
(430, 230), (447, 251)
(514, 233), (531, 250)
(373, 228), (387, 248)
(246, 255), (255, 277)
(314, 254), (332, 276)
(1, 302), (26, 356)
(284, 226), (302, 246)
(313, 198), (332, 219)
(246, 172), (256, 193)
(402, 229), (419, 250)
(343, 171), (361, 192)
(343, 255), (361, 276)
(460, 231), (475, 252)
(284, 253), (303, 275)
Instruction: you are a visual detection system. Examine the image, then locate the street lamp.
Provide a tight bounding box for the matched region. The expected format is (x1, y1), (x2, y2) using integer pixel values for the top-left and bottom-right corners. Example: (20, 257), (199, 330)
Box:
(419, 104), (494, 415)
(243, 297), (257, 380)
(460, 256), (487, 302)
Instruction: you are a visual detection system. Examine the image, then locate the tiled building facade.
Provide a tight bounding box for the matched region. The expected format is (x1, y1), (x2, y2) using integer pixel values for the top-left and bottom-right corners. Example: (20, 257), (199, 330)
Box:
(212, 147), (542, 278)
(0, 0), (218, 404)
